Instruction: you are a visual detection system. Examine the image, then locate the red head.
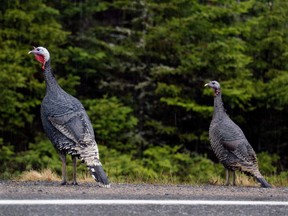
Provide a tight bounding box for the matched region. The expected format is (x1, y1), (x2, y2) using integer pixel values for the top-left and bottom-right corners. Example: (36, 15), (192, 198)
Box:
(28, 46), (50, 70)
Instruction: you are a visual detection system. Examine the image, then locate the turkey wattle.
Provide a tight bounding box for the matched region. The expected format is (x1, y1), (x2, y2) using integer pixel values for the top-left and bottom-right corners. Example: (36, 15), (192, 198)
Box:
(29, 46), (110, 187)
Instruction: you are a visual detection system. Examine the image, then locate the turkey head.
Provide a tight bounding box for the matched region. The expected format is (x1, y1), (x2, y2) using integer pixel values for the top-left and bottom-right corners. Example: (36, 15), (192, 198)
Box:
(205, 80), (221, 96)
(28, 46), (50, 70)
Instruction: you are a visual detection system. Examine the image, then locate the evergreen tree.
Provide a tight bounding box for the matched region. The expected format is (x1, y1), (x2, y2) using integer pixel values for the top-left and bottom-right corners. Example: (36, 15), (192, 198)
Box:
(0, 0), (287, 180)
(0, 0), (69, 150)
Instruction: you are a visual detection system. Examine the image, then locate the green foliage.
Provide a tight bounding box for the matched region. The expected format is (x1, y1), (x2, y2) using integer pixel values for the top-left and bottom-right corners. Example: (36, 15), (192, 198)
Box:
(266, 73), (288, 109)
(186, 156), (224, 184)
(0, 0), (70, 149)
(100, 145), (158, 182)
(0, 136), (222, 184)
(84, 96), (138, 152)
(143, 146), (181, 175)
(0, 139), (15, 179)
(0, 0), (287, 185)
(14, 138), (60, 173)
(257, 152), (280, 176)
(142, 145), (223, 183)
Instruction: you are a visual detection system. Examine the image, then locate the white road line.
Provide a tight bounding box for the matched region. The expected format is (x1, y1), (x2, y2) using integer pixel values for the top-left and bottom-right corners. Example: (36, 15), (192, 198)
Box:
(0, 200), (287, 206)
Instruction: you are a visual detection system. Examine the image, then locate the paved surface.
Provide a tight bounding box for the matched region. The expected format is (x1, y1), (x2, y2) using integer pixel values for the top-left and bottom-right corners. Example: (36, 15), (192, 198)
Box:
(0, 181), (287, 215)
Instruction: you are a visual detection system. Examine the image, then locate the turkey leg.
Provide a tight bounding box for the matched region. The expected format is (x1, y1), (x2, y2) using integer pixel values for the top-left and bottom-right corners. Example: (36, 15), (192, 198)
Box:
(225, 170), (236, 186)
(232, 171), (236, 186)
(72, 156), (78, 185)
(225, 169), (230, 186)
(60, 153), (67, 185)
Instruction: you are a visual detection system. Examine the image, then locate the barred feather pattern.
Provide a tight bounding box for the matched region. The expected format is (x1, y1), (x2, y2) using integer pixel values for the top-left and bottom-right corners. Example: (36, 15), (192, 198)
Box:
(209, 91), (270, 187)
(48, 111), (110, 187)
(51, 119), (110, 187)
(39, 59), (110, 187)
(50, 113), (101, 166)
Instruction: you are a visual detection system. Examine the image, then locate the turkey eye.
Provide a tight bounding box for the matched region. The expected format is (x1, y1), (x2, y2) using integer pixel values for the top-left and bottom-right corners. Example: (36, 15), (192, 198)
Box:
(37, 48), (40, 51)
(212, 82), (215, 84)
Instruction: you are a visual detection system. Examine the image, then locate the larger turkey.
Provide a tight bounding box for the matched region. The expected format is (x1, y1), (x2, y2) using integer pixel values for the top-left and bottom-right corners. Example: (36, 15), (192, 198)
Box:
(205, 80), (271, 188)
(29, 46), (110, 187)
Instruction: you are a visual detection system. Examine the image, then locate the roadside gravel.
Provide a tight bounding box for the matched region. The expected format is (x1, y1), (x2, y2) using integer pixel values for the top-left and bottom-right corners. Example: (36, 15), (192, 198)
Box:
(0, 180), (287, 201)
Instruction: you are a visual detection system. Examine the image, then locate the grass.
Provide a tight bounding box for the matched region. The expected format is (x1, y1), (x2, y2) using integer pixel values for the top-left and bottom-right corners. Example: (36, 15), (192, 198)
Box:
(16, 169), (102, 183)
(209, 173), (259, 187)
(17, 169), (61, 182)
(15, 168), (288, 188)
(15, 168), (185, 184)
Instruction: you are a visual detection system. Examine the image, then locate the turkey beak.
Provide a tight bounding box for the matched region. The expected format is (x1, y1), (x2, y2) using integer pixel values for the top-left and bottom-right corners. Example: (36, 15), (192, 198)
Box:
(28, 50), (35, 55)
(204, 83), (209, 87)
(28, 47), (37, 55)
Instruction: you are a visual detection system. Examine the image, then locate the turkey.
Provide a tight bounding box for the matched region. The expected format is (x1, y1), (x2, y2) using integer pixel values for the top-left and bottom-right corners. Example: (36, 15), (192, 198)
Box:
(28, 46), (110, 187)
(205, 80), (271, 188)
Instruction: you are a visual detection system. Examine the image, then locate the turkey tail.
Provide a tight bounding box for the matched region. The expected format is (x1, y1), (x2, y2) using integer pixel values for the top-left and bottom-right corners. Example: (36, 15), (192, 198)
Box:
(256, 177), (271, 188)
(89, 165), (110, 188)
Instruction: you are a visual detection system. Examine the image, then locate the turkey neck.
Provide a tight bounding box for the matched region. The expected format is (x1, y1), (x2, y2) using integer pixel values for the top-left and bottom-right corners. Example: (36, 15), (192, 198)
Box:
(43, 60), (61, 93)
(213, 91), (226, 120)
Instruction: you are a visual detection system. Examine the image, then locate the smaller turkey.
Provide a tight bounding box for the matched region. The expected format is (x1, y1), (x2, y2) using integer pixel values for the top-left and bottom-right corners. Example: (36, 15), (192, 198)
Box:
(205, 80), (271, 188)
(28, 46), (110, 187)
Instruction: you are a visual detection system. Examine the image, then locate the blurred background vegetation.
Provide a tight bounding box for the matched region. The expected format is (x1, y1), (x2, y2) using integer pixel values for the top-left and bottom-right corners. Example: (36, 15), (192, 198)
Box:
(0, 0), (287, 185)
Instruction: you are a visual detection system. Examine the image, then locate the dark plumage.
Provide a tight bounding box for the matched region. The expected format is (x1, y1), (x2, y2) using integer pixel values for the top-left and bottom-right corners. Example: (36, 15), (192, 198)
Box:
(29, 47), (110, 187)
(205, 81), (271, 188)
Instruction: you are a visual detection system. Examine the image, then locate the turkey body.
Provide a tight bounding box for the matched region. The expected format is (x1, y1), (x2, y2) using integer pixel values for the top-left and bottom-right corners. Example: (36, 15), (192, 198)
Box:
(209, 112), (258, 175)
(41, 83), (96, 162)
(41, 62), (110, 187)
(206, 81), (271, 188)
(29, 46), (110, 187)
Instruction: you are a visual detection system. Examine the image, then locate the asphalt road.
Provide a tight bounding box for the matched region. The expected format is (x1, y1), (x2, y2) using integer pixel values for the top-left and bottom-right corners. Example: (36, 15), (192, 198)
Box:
(0, 181), (287, 216)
